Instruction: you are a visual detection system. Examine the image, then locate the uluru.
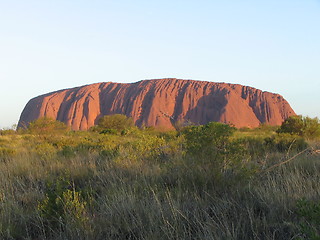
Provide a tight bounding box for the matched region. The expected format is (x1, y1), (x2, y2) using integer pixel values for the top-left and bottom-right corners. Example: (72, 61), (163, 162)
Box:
(18, 78), (296, 130)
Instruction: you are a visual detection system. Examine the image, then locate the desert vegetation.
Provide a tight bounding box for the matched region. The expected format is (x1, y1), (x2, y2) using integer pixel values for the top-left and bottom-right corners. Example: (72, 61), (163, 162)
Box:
(0, 115), (320, 239)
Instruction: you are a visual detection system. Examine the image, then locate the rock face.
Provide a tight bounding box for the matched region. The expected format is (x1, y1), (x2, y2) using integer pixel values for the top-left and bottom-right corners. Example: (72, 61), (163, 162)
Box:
(18, 78), (296, 130)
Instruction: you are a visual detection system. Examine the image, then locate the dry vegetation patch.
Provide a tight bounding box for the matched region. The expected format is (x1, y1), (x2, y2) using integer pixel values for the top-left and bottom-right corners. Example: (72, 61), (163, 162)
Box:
(0, 117), (320, 239)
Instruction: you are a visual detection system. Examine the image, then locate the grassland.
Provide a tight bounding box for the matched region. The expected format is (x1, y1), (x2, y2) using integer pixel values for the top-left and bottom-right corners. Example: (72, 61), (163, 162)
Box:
(0, 123), (319, 240)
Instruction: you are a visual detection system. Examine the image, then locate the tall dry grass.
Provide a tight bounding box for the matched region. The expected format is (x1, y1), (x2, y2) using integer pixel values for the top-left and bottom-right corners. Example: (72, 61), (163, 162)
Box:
(0, 130), (319, 239)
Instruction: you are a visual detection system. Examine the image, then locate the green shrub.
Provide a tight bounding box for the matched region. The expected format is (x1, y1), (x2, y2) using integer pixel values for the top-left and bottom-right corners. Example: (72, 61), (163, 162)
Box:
(100, 128), (118, 135)
(237, 137), (268, 159)
(180, 122), (252, 177)
(277, 115), (320, 140)
(59, 145), (76, 158)
(38, 177), (90, 234)
(62, 189), (90, 230)
(265, 133), (308, 152)
(92, 114), (134, 133)
(38, 178), (70, 228)
(27, 117), (69, 134)
(182, 122), (235, 159)
(33, 142), (57, 160)
(115, 134), (167, 163)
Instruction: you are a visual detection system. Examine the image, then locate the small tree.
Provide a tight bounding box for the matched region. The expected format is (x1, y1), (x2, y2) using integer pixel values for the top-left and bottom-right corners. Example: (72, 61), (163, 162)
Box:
(277, 115), (320, 139)
(93, 114), (134, 133)
(28, 117), (68, 134)
(182, 122), (236, 158)
(181, 122), (249, 176)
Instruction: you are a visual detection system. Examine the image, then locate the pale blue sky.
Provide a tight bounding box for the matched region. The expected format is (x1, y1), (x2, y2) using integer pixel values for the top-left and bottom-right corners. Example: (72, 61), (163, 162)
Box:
(0, 0), (319, 128)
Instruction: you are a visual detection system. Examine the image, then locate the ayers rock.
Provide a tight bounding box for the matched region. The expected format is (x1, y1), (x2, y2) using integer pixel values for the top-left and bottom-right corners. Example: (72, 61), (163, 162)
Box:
(18, 78), (296, 130)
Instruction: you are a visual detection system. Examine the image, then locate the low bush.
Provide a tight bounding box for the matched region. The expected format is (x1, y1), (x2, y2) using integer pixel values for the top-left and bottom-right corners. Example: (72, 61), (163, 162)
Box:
(27, 117), (69, 134)
(182, 122), (235, 158)
(277, 115), (320, 140)
(265, 133), (308, 152)
(91, 114), (134, 134)
(38, 177), (92, 237)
